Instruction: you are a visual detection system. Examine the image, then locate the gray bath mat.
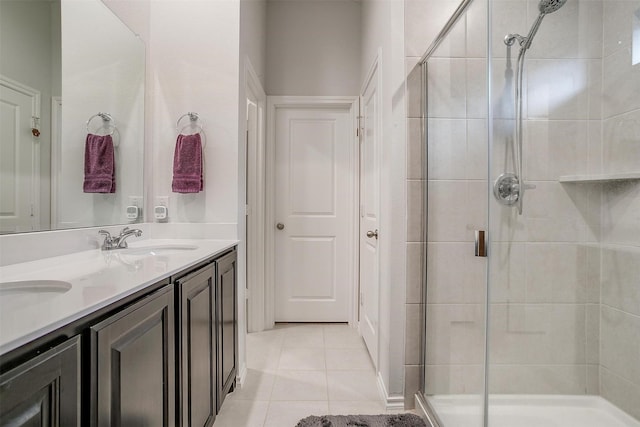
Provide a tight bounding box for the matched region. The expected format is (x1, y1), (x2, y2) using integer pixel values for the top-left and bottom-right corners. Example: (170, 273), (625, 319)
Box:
(295, 413), (427, 427)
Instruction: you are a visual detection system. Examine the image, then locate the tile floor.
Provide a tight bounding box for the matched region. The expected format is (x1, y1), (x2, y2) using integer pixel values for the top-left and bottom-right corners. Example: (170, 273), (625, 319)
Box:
(213, 323), (409, 427)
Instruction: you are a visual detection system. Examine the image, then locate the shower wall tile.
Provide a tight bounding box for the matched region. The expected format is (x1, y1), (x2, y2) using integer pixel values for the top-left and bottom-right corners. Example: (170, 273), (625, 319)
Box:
(466, 59), (488, 118)
(425, 304), (485, 365)
(587, 120), (603, 175)
(406, 242), (424, 303)
(404, 365), (421, 409)
(489, 242), (527, 303)
(426, 58), (467, 118)
(587, 365), (600, 394)
(407, 180), (425, 242)
(603, 0), (638, 57)
(427, 180), (487, 242)
(602, 47), (640, 119)
(465, 0), (488, 59)
(526, 0), (603, 60)
(601, 246), (640, 316)
(586, 59), (602, 120)
(490, 60), (517, 120)
(427, 119), (468, 179)
(404, 0), (465, 57)
(424, 365), (484, 394)
(406, 58), (422, 119)
(488, 0), (528, 59)
(602, 109), (640, 174)
(488, 365), (587, 394)
(466, 119), (489, 180)
(405, 303), (422, 365)
(489, 304), (587, 365)
(600, 305), (640, 386)
(524, 243), (587, 303)
(525, 119), (589, 180)
(585, 245), (601, 304)
(526, 59), (593, 120)
(601, 181), (640, 246)
(426, 243), (486, 304)
(586, 303), (600, 365)
(407, 118), (423, 180)
(601, 367), (640, 421)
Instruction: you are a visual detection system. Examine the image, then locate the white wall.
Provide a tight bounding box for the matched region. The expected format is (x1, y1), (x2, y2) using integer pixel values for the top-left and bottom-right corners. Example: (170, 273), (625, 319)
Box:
(361, 0), (407, 405)
(266, 0), (362, 95)
(59, 0), (145, 229)
(238, 0), (268, 379)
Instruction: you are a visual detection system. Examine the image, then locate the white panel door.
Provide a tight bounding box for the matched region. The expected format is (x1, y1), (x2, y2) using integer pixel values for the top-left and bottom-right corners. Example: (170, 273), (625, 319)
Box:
(359, 64), (380, 368)
(0, 82), (37, 233)
(274, 106), (354, 322)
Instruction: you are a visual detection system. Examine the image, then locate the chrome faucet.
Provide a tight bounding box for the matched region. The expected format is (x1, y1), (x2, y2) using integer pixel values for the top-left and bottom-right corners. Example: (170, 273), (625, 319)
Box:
(99, 227), (142, 250)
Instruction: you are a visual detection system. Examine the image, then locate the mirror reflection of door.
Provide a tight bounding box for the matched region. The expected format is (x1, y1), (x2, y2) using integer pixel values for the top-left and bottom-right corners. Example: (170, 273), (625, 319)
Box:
(0, 79), (40, 234)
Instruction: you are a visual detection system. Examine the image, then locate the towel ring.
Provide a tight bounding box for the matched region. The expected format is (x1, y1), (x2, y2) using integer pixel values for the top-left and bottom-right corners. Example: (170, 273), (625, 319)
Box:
(176, 112), (204, 135)
(86, 112), (117, 137)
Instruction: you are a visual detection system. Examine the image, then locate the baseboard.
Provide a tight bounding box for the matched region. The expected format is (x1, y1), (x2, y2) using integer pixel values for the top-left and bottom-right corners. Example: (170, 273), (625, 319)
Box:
(376, 372), (405, 410)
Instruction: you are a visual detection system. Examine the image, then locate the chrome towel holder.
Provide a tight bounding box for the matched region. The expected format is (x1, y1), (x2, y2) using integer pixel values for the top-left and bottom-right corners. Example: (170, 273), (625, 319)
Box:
(176, 112), (204, 135)
(86, 112), (118, 142)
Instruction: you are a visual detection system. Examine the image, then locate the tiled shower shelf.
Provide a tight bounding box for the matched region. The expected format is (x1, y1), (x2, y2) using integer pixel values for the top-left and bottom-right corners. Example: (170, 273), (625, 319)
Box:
(558, 172), (640, 183)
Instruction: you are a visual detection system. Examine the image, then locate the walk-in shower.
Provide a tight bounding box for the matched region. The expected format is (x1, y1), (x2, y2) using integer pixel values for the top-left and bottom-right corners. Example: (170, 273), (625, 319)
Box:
(416, 0), (640, 424)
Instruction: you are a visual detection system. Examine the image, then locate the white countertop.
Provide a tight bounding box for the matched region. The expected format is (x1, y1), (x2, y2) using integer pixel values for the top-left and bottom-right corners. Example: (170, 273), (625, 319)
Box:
(0, 239), (238, 356)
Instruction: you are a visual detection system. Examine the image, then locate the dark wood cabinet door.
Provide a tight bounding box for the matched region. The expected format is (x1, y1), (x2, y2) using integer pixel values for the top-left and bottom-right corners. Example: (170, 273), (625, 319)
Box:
(90, 285), (175, 427)
(215, 251), (237, 412)
(177, 266), (216, 427)
(0, 336), (81, 427)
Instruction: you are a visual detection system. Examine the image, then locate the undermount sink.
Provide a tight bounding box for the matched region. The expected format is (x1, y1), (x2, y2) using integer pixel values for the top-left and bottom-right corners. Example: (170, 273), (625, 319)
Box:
(0, 280), (72, 295)
(0, 280), (73, 306)
(121, 244), (198, 256)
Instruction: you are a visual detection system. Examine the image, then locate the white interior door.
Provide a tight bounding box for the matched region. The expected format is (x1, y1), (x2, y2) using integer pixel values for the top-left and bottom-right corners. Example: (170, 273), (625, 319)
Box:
(0, 79), (39, 233)
(274, 104), (355, 322)
(359, 62), (381, 368)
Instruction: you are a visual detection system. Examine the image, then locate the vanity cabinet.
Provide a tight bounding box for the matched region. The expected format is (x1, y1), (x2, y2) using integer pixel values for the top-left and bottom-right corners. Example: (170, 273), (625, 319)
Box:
(0, 336), (81, 427)
(215, 251), (237, 412)
(89, 285), (175, 427)
(175, 265), (217, 427)
(0, 246), (237, 427)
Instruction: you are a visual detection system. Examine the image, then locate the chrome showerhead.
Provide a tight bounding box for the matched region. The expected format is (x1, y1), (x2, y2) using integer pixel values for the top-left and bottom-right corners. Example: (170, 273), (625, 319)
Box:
(538, 0), (567, 14)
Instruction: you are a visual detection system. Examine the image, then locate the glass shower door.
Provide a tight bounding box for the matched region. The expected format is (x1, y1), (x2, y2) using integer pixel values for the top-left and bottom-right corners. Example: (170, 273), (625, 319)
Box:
(420, 0), (490, 425)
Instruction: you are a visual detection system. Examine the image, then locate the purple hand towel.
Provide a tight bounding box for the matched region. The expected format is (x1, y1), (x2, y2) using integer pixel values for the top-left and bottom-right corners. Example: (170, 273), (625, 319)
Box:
(172, 133), (203, 193)
(83, 134), (116, 193)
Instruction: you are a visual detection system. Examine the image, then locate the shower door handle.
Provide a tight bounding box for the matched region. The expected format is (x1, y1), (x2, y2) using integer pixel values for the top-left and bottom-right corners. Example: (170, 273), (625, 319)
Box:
(475, 230), (487, 257)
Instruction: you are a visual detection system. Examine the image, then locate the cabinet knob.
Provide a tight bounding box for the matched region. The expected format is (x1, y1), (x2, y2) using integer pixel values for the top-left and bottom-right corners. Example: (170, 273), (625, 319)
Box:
(366, 229), (378, 239)
(276, 223), (285, 230)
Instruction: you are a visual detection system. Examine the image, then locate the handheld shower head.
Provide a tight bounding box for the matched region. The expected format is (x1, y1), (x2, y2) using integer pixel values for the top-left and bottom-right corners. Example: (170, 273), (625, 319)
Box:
(504, 0), (568, 49)
(538, 0), (567, 14)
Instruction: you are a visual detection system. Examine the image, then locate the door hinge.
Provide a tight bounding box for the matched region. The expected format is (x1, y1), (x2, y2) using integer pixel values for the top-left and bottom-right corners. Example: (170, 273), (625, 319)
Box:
(246, 288), (250, 300)
(30, 204), (34, 217)
(245, 204), (250, 216)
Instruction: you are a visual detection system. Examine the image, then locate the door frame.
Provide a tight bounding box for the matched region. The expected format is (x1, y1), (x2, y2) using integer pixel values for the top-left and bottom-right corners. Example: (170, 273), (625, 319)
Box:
(244, 58), (267, 333)
(0, 75), (41, 230)
(51, 96), (62, 229)
(265, 96), (360, 328)
(358, 51), (383, 367)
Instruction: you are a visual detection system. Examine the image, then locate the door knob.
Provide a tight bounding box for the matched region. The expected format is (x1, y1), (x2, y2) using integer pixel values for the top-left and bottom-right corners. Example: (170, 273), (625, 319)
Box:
(276, 223), (285, 230)
(366, 229), (378, 239)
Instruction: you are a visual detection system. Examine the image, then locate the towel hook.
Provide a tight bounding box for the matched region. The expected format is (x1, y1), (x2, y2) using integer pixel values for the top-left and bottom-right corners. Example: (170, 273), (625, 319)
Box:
(86, 112), (116, 137)
(176, 112), (204, 135)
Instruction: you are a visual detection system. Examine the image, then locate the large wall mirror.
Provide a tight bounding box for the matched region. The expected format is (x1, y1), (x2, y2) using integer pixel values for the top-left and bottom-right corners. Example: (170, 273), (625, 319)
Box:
(0, 0), (144, 234)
